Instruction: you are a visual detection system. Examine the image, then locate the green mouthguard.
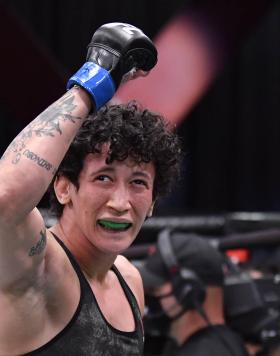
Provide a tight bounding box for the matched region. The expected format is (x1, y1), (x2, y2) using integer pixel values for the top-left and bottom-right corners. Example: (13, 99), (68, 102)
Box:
(98, 220), (131, 230)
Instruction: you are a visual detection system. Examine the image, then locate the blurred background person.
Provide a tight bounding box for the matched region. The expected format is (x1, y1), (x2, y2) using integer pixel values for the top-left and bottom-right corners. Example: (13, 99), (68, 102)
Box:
(137, 230), (249, 356)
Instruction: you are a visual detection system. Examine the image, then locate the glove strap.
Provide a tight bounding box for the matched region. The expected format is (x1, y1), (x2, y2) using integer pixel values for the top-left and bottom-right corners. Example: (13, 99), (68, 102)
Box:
(66, 62), (116, 110)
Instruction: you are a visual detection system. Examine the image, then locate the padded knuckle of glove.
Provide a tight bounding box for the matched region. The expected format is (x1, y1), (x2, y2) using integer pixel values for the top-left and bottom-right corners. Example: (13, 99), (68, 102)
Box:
(67, 22), (157, 110)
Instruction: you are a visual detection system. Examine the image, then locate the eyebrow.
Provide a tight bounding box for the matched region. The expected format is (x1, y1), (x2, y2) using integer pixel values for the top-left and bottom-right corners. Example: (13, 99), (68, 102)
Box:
(131, 171), (153, 181)
(88, 166), (114, 178)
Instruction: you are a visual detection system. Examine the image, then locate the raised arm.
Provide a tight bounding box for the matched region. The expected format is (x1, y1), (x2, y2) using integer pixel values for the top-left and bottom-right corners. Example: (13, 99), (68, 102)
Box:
(0, 22), (157, 291)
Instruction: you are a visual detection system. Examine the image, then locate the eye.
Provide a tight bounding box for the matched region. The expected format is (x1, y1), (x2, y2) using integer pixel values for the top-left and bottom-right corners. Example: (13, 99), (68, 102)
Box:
(132, 179), (149, 188)
(95, 175), (111, 182)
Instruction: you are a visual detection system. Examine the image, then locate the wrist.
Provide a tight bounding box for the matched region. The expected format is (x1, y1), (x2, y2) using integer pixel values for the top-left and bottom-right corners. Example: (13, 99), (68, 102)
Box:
(67, 62), (116, 110)
(71, 85), (92, 113)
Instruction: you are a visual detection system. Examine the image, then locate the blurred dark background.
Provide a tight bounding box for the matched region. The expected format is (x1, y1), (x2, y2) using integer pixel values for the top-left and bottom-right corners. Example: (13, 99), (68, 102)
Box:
(1, 0), (280, 216)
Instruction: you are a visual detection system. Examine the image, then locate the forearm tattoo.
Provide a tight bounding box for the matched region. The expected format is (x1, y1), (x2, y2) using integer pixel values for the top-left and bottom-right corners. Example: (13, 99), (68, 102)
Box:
(1, 91), (82, 173)
(22, 149), (56, 175)
(29, 229), (47, 256)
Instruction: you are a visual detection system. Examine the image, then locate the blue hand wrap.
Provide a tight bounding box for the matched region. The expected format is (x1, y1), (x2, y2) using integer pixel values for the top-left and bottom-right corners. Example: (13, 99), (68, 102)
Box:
(66, 62), (116, 110)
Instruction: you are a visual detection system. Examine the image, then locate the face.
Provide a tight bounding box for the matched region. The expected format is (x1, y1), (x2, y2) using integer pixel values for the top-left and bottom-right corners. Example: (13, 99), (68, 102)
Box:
(60, 147), (155, 254)
(154, 282), (183, 318)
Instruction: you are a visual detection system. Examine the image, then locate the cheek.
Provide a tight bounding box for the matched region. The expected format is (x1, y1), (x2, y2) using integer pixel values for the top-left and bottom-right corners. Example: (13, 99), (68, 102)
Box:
(137, 191), (153, 209)
(135, 198), (153, 220)
(161, 296), (181, 317)
(160, 296), (173, 310)
(69, 194), (93, 226)
(75, 185), (106, 208)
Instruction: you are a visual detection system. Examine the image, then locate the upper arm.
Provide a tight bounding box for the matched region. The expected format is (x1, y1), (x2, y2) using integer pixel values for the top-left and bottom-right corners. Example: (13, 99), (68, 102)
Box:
(0, 207), (48, 292)
(115, 255), (145, 316)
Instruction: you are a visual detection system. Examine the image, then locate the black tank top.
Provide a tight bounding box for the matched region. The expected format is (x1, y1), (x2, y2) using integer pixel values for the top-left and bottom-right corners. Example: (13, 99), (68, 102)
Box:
(23, 234), (144, 356)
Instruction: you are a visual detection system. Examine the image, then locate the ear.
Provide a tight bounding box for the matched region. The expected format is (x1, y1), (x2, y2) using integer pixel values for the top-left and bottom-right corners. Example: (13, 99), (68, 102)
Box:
(53, 175), (71, 205)
(147, 201), (156, 218)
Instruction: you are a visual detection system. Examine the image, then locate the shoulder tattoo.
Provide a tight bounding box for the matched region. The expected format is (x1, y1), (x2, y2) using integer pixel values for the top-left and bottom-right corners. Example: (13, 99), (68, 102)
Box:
(29, 229), (47, 257)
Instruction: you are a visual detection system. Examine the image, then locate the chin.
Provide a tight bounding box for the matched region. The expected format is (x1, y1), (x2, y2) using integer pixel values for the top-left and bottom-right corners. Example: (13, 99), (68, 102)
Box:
(94, 225), (137, 254)
(98, 235), (135, 255)
(99, 241), (131, 255)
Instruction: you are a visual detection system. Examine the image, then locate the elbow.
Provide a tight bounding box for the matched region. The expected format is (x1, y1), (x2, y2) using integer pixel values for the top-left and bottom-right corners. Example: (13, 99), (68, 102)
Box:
(0, 186), (22, 224)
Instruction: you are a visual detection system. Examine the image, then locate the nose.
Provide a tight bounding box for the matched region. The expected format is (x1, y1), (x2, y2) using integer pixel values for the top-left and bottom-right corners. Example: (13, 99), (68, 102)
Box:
(106, 184), (131, 213)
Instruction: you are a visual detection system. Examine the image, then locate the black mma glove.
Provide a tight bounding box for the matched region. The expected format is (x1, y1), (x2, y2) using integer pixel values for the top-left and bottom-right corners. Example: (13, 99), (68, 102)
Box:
(67, 22), (157, 110)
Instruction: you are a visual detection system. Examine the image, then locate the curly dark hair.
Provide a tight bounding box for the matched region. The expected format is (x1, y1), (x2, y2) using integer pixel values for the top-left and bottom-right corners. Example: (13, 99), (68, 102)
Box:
(49, 101), (182, 217)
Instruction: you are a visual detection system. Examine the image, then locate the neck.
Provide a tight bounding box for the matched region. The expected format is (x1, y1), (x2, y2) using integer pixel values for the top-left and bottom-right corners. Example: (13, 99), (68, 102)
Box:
(170, 287), (225, 346)
(50, 217), (117, 282)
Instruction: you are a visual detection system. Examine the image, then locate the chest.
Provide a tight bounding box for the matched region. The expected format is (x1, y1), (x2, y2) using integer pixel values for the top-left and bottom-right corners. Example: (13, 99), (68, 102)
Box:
(88, 273), (136, 332)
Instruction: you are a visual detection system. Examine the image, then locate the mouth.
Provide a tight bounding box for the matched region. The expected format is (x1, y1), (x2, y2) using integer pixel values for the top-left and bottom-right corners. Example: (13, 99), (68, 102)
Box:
(97, 219), (132, 231)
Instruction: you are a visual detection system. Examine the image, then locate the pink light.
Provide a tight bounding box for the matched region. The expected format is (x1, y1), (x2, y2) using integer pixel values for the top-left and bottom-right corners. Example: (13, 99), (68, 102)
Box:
(114, 13), (224, 125)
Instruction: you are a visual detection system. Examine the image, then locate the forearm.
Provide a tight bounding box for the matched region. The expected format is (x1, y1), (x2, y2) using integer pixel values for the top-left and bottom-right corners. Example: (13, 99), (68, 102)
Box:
(0, 86), (91, 222)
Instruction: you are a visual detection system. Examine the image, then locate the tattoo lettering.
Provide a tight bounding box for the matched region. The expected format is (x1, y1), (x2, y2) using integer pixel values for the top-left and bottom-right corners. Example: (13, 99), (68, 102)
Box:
(2, 92), (82, 165)
(29, 230), (47, 257)
(23, 149), (54, 172)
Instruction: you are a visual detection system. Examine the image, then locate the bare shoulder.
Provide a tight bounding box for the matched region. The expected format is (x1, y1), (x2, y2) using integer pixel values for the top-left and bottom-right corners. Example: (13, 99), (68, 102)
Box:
(114, 255), (142, 284)
(114, 255), (144, 315)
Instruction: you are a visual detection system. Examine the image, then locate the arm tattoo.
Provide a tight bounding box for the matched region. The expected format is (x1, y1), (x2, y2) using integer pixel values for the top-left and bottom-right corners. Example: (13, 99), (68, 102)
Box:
(1, 91), (82, 167)
(23, 149), (57, 174)
(29, 229), (47, 256)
